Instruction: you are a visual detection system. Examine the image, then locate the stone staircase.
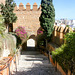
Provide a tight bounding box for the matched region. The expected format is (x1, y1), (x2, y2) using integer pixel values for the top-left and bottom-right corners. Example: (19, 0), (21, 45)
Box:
(12, 50), (62, 75)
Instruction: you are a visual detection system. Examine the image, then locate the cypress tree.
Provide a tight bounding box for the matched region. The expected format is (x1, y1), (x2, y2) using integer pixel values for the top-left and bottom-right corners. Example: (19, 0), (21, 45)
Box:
(0, 0), (17, 32)
(40, 0), (55, 38)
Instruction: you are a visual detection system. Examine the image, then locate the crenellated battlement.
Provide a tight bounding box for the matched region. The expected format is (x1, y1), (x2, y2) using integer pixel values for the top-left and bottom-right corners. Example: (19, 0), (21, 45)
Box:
(13, 2), (73, 40)
(14, 3), (41, 11)
(52, 25), (73, 46)
(47, 26), (73, 51)
(13, 2), (41, 36)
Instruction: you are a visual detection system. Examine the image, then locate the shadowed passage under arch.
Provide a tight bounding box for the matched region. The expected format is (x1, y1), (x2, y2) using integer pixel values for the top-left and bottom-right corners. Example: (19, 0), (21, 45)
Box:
(27, 35), (36, 51)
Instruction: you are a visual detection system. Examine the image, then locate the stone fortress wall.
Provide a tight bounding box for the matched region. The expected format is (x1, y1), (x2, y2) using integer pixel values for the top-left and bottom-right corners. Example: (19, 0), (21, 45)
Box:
(13, 3), (41, 36)
(0, 1), (73, 46)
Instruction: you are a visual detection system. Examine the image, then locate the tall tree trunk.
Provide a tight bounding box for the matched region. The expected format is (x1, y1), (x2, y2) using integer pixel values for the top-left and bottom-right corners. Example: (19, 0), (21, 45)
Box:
(8, 23), (13, 32)
(5, 23), (13, 33)
(46, 39), (50, 63)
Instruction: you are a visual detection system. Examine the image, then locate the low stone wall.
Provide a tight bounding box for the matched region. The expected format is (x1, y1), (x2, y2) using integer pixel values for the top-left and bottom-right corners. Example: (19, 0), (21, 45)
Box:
(0, 34), (16, 59)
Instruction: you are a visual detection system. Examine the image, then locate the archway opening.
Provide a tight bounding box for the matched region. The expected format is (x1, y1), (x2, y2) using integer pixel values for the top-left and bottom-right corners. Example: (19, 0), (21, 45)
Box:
(27, 35), (36, 51)
(27, 39), (35, 47)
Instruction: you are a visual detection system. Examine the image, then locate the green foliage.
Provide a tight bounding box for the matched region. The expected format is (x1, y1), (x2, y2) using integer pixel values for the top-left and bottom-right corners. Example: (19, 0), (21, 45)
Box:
(66, 25), (69, 27)
(64, 32), (75, 56)
(52, 32), (75, 73)
(12, 33), (22, 48)
(0, 15), (6, 35)
(0, 0), (17, 25)
(39, 0), (55, 38)
(37, 34), (46, 47)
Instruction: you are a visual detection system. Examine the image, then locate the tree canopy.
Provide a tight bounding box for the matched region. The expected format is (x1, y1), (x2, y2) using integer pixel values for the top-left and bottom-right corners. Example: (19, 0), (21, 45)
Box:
(40, 0), (55, 38)
(0, 0), (17, 25)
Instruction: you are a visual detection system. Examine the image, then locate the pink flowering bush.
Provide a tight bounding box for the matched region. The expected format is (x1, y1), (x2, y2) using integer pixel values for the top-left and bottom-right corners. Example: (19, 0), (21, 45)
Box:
(37, 30), (43, 35)
(15, 26), (28, 41)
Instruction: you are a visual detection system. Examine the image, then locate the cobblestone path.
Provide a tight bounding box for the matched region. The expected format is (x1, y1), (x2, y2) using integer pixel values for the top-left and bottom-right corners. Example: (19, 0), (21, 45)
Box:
(12, 50), (62, 75)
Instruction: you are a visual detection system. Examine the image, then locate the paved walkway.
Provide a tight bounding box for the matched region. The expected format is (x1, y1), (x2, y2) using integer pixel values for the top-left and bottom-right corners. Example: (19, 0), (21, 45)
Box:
(12, 48), (62, 75)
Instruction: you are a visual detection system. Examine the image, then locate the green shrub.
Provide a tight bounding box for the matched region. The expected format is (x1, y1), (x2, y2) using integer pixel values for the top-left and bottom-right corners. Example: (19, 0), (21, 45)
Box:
(37, 34), (46, 47)
(12, 33), (22, 48)
(52, 32), (75, 73)
(66, 25), (69, 27)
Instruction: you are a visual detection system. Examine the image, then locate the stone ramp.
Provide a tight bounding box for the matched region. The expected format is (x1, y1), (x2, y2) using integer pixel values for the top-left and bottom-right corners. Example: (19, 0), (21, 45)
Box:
(12, 51), (62, 75)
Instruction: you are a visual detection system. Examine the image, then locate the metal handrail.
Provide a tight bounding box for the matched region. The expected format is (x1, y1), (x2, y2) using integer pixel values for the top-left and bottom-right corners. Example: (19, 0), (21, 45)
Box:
(0, 48), (21, 75)
(0, 55), (15, 71)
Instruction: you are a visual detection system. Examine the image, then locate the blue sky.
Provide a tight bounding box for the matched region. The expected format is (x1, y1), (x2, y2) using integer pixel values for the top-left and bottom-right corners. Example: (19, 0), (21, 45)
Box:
(14, 0), (75, 20)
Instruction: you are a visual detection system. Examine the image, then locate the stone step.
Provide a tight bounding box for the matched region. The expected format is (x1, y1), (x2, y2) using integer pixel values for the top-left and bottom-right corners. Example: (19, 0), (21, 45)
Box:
(21, 51), (41, 55)
(20, 55), (48, 58)
(12, 50), (62, 75)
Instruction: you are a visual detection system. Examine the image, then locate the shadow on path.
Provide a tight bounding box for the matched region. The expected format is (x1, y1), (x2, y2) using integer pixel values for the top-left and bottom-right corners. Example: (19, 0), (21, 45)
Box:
(12, 49), (62, 75)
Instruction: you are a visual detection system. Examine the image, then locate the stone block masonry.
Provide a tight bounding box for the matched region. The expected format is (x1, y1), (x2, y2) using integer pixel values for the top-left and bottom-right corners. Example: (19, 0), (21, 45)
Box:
(13, 3), (41, 36)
